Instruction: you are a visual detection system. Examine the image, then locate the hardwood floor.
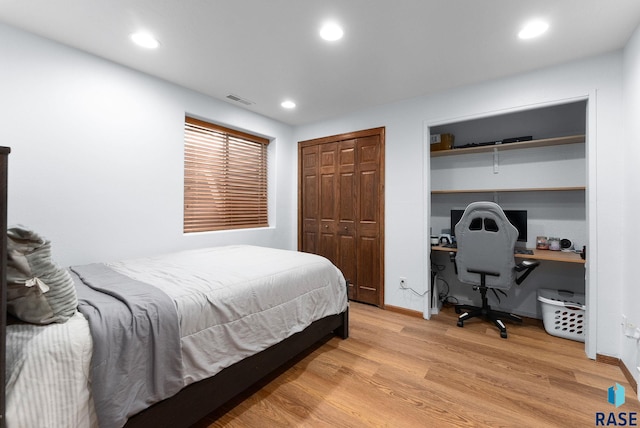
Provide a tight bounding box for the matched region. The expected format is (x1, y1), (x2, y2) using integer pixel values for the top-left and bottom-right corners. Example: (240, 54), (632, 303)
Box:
(193, 302), (640, 427)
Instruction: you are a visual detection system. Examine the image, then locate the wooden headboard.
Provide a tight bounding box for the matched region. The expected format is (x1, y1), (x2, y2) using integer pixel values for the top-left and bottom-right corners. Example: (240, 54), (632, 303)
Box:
(1, 146), (10, 428)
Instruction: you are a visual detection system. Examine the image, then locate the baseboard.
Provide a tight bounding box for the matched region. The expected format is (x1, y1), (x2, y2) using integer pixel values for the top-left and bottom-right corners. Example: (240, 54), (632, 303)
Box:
(596, 353), (638, 394)
(384, 304), (424, 318)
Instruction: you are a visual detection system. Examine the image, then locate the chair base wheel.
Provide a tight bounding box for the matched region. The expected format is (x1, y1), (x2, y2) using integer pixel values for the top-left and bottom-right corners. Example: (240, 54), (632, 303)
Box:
(500, 331), (507, 339)
(457, 320), (464, 327)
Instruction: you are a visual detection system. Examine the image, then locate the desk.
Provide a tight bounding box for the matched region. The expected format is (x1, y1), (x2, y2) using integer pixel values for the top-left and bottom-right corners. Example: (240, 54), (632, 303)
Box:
(431, 245), (585, 264)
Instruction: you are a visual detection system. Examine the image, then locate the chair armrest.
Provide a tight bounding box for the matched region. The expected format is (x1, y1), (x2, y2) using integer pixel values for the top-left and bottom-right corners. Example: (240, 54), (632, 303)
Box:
(449, 251), (458, 274)
(515, 259), (539, 272)
(515, 259), (540, 285)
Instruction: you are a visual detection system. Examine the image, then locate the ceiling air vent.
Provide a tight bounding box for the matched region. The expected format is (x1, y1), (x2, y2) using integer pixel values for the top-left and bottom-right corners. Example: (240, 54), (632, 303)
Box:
(226, 94), (254, 106)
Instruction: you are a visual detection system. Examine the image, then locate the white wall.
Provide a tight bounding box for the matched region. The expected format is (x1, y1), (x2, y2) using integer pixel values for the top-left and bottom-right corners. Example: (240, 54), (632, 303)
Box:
(0, 23), (297, 266)
(623, 25), (640, 392)
(294, 52), (625, 358)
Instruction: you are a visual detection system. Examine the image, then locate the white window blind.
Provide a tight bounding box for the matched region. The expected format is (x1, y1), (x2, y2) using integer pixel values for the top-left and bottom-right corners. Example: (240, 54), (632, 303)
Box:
(184, 116), (269, 233)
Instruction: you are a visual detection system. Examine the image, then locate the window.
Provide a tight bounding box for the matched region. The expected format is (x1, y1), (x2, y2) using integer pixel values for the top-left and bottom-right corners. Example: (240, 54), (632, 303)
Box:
(184, 116), (269, 233)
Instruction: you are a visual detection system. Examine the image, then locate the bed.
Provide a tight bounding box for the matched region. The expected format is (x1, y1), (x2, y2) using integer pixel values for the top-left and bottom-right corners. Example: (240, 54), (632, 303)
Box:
(3, 235), (349, 428)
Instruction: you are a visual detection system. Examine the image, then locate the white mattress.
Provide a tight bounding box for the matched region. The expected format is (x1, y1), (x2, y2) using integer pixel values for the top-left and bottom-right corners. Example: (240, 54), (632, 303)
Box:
(107, 245), (348, 384)
(5, 245), (348, 427)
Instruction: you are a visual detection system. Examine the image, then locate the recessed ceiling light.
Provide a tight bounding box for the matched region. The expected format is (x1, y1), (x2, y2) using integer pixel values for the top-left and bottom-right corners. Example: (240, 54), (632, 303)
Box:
(319, 22), (344, 41)
(281, 100), (296, 109)
(518, 21), (549, 39)
(130, 32), (160, 49)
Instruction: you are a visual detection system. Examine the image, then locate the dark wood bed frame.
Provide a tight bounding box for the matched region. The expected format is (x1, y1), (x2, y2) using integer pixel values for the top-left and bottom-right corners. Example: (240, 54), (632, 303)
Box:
(0, 145), (349, 428)
(125, 309), (348, 428)
(1, 146), (10, 428)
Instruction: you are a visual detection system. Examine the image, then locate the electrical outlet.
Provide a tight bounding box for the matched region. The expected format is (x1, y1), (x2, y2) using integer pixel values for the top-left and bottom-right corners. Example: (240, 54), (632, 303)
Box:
(399, 277), (406, 288)
(621, 314), (640, 338)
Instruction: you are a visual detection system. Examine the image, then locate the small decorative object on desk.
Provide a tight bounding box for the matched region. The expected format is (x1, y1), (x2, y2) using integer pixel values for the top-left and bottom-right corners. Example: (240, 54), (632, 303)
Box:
(536, 236), (548, 250)
(560, 238), (574, 251)
(438, 234), (452, 245)
(548, 237), (561, 251)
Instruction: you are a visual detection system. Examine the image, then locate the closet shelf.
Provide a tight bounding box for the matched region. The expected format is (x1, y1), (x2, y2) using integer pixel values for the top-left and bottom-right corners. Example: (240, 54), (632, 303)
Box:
(430, 134), (585, 158)
(431, 186), (586, 194)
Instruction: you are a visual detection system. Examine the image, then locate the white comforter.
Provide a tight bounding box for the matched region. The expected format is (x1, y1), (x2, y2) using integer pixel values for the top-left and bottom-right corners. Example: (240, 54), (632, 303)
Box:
(5, 245), (348, 428)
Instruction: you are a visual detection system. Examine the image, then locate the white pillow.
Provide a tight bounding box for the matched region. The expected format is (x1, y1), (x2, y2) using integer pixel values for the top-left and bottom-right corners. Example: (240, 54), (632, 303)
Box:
(6, 225), (77, 324)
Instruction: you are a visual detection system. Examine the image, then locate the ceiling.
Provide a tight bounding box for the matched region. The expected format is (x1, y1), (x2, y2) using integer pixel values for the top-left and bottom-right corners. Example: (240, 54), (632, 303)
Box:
(2, 0), (640, 126)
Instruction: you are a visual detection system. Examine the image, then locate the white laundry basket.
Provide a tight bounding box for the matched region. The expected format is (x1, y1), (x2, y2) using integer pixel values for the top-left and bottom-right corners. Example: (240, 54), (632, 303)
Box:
(537, 289), (586, 342)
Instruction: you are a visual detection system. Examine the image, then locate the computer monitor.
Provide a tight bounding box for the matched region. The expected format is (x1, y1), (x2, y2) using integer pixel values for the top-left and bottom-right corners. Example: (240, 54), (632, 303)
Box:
(451, 208), (527, 242)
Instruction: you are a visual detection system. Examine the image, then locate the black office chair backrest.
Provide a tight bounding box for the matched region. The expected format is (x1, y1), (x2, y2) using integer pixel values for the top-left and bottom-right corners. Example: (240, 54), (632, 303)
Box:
(454, 201), (518, 290)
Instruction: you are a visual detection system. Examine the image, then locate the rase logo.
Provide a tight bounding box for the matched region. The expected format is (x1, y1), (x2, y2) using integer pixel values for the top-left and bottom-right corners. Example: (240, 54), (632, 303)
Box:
(609, 383), (626, 408)
(595, 383), (637, 426)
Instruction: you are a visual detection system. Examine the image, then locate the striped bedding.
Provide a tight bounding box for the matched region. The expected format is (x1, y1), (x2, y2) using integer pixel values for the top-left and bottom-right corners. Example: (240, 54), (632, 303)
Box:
(5, 245), (348, 428)
(5, 312), (97, 427)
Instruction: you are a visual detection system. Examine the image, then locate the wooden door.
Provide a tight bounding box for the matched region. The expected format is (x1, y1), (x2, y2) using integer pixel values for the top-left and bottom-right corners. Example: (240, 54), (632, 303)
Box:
(337, 139), (357, 299)
(298, 128), (384, 307)
(300, 144), (319, 254)
(318, 142), (339, 262)
(353, 135), (382, 305)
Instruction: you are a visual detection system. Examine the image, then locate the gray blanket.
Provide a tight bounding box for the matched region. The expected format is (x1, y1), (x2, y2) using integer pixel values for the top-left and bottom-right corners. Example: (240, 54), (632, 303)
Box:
(71, 264), (183, 428)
